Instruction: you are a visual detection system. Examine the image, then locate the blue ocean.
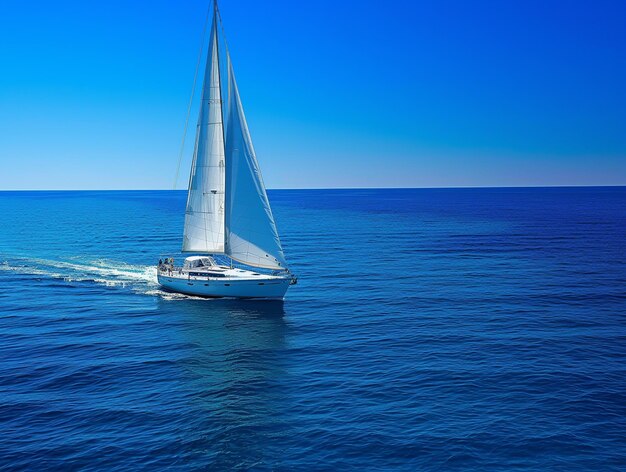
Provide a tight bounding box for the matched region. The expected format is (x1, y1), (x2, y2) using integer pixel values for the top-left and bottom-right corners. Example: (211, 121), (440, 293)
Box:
(0, 188), (625, 470)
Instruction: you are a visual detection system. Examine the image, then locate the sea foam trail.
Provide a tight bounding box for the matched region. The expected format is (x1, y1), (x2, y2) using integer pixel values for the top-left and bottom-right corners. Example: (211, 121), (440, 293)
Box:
(0, 257), (204, 300)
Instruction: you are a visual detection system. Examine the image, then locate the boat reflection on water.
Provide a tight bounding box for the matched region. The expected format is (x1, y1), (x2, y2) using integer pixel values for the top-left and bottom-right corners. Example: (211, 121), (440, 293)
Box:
(155, 298), (291, 468)
(155, 297), (287, 362)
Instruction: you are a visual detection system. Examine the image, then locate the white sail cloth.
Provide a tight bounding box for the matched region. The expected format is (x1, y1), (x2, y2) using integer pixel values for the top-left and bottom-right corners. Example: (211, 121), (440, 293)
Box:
(182, 15), (226, 253)
(224, 61), (288, 270)
(181, 8), (288, 271)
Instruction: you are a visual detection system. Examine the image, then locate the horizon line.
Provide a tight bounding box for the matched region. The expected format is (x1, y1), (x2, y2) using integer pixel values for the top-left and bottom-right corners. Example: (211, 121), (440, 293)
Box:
(0, 184), (625, 192)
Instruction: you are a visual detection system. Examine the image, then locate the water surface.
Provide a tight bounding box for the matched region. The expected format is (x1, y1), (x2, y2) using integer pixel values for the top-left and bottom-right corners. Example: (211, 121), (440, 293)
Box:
(1, 188), (625, 470)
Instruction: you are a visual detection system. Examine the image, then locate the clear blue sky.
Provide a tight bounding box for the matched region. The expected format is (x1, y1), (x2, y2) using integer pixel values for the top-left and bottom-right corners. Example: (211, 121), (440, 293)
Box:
(1, 0), (625, 189)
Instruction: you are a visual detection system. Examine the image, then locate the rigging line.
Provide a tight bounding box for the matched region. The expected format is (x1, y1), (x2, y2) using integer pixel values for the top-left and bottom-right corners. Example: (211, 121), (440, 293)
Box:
(214, 0), (232, 58)
(173, 3), (212, 190)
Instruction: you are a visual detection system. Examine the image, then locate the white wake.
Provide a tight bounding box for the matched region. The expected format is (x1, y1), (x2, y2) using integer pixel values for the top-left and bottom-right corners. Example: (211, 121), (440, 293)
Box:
(0, 256), (205, 300)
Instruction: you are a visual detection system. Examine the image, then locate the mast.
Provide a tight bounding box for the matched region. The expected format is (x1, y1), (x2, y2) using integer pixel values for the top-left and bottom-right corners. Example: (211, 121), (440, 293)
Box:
(215, 0), (227, 166)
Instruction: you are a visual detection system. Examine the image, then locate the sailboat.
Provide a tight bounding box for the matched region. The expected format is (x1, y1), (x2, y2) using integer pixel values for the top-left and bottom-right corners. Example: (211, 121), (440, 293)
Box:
(158, 1), (296, 299)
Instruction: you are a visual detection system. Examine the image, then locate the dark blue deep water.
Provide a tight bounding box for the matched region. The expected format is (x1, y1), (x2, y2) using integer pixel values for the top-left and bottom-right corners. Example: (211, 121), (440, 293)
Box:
(0, 188), (625, 471)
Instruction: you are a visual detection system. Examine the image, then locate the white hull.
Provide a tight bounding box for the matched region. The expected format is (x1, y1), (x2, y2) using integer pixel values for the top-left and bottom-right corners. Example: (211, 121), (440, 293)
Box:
(157, 269), (291, 299)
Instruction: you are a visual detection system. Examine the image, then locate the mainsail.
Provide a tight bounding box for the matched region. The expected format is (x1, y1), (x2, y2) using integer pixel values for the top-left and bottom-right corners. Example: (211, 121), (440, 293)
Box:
(182, 2), (288, 271)
(182, 13), (226, 253)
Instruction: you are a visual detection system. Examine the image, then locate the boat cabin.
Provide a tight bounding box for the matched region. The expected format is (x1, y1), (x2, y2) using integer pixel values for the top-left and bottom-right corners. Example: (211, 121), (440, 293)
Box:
(183, 256), (217, 270)
(181, 256), (230, 278)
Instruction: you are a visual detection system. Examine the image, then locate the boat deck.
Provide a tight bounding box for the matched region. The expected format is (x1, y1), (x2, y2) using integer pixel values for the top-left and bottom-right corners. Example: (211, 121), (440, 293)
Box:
(157, 265), (286, 282)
